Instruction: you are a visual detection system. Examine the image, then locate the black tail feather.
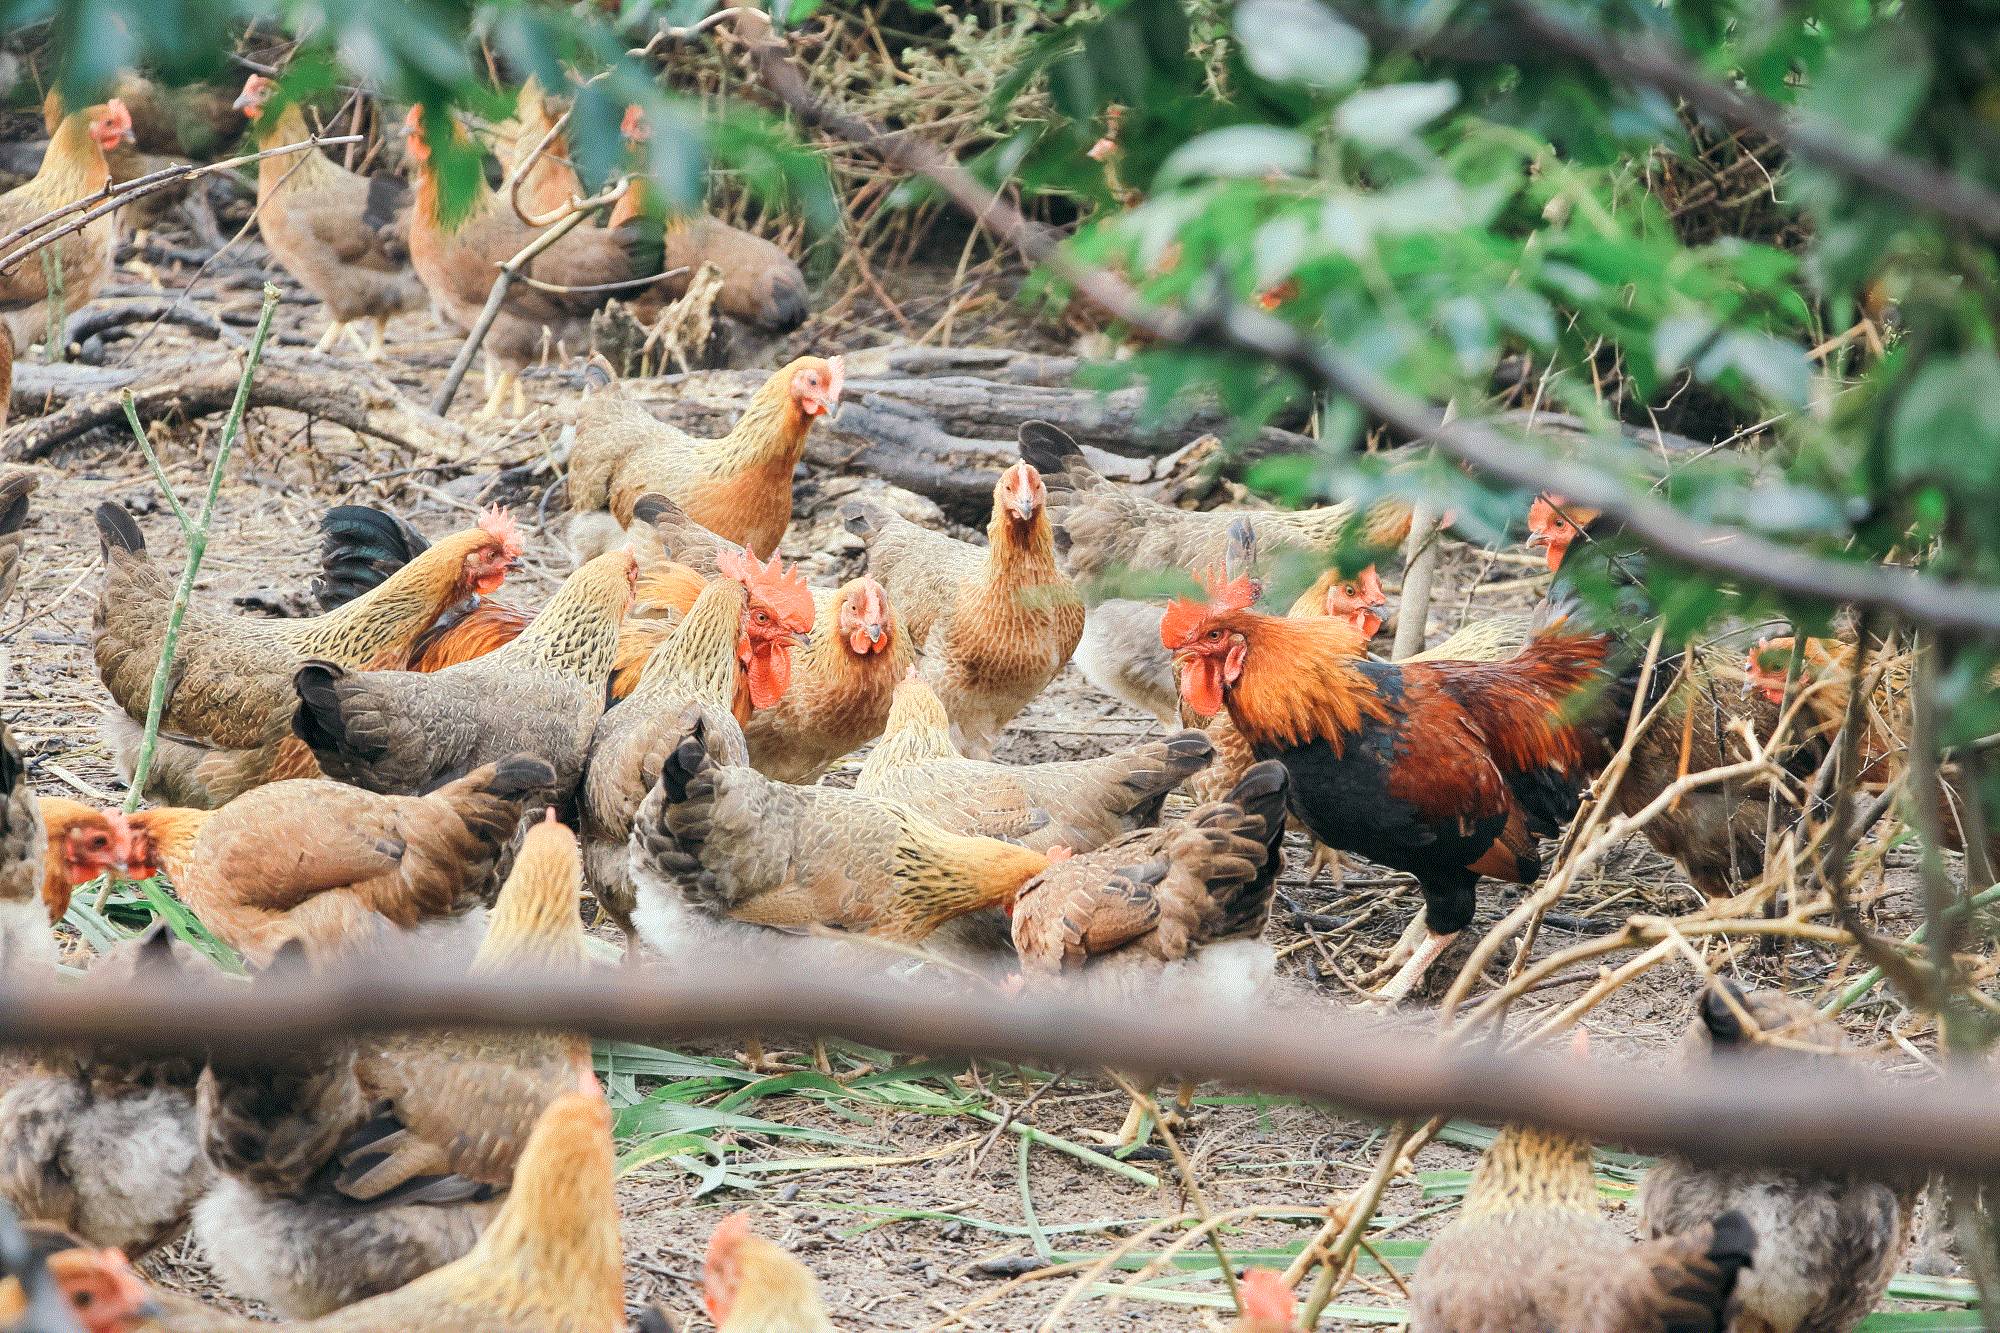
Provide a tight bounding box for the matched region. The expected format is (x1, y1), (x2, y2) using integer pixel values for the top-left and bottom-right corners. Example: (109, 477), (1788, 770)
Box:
(485, 753), (558, 802)
(1016, 420), (1087, 485)
(93, 502), (144, 558)
(0, 472), (36, 542)
(290, 661), (385, 762)
(315, 505), (430, 612)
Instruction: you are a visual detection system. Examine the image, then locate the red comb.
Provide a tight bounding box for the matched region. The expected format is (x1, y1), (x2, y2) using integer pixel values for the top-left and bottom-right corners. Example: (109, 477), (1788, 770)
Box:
(720, 549), (816, 633)
(1159, 572), (1257, 649)
(1240, 1269), (1295, 1327)
(825, 355), (845, 405)
(477, 505), (524, 558)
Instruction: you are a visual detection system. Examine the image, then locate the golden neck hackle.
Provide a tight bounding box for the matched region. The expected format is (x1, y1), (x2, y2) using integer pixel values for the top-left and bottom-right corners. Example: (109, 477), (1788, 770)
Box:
(1221, 613), (1383, 753)
(504, 556), (631, 683)
(296, 526), (497, 666)
(37, 112), (112, 198)
(633, 577), (743, 713)
(1461, 1123), (1602, 1220)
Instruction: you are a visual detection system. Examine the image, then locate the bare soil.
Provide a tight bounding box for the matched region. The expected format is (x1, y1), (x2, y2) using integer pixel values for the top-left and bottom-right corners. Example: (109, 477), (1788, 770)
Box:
(5, 231), (1957, 1330)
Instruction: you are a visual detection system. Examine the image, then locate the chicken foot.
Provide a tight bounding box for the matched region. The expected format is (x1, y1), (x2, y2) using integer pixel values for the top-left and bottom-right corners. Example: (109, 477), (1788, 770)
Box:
(1372, 924), (1459, 1005)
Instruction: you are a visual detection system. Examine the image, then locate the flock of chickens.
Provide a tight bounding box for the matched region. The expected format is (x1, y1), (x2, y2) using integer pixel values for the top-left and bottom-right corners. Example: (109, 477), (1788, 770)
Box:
(0, 75), (1946, 1333)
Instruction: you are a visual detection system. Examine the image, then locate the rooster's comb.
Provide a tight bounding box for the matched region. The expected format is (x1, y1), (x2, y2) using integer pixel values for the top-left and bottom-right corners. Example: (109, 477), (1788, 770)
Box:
(620, 103), (647, 139)
(1159, 571), (1258, 650)
(707, 1210), (754, 1264)
(1527, 493), (1567, 535)
(718, 549), (816, 632)
(477, 505), (524, 558)
(1239, 1270), (1295, 1327)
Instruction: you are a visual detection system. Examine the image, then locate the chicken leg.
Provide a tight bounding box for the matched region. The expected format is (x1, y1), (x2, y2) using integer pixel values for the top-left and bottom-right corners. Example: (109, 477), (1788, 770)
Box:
(314, 319), (352, 354)
(1372, 926), (1458, 1005)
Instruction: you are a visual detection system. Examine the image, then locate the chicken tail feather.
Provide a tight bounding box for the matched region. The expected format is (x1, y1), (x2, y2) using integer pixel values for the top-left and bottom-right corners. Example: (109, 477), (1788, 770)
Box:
(290, 661), (388, 763)
(315, 505), (430, 612)
(93, 502), (145, 559)
(1641, 1208), (1755, 1333)
(1016, 420), (1094, 494)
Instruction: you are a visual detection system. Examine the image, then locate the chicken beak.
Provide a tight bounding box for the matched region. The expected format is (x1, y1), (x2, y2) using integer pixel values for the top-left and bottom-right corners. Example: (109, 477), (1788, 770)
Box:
(231, 88), (257, 113)
(1005, 469), (1040, 522)
(864, 621), (884, 646)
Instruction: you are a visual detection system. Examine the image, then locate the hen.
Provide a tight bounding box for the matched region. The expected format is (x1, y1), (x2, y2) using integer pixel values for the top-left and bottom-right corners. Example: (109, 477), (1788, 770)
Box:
(121, 754), (553, 966)
(0, 1224), (158, 1333)
(628, 717), (1054, 960)
(0, 99), (132, 360)
(582, 550), (813, 947)
(292, 549), (636, 799)
(1637, 984), (1915, 1333)
(402, 107), (682, 418)
(703, 1212), (834, 1333)
(173, 1089), (622, 1332)
(1163, 574), (1625, 1002)
(33, 798), (132, 926)
(1411, 1120), (1754, 1331)
(486, 76), (580, 223)
(0, 726), (51, 973)
(0, 470), (36, 616)
(192, 813), (593, 1317)
(744, 576), (907, 783)
(312, 503), (703, 692)
(0, 926), (213, 1261)
(565, 356), (843, 562)
(93, 503), (521, 795)
(845, 462), (1084, 759)
(858, 673), (1214, 853)
(233, 77), (419, 359)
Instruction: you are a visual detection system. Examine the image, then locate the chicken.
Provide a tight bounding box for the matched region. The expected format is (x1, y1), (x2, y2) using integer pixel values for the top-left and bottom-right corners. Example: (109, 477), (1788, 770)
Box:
(1410, 1120), (1754, 1331)
(1745, 636), (1905, 791)
(192, 813), (593, 1318)
(565, 356), (843, 562)
(628, 716), (1054, 961)
(312, 503), (704, 689)
(34, 797), (132, 925)
(845, 463), (1085, 759)
(505, 98), (812, 334)
(174, 1090), (623, 1332)
(1637, 984), (1916, 1333)
(581, 550), (813, 945)
(1162, 573), (1625, 1002)
(93, 503), (522, 790)
(1231, 1270), (1297, 1333)
(744, 577), (908, 783)
(702, 1212), (834, 1333)
(0, 1226), (159, 1333)
(487, 76), (579, 223)
(291, 549), (636, 799)
(403, 108), (684, 418)
(0, 99), (132, 357)
(0, 470), (37, 616)
(858, 673), (1214, 852)
(1010, 761), (1286, 1140)
(0, 725), (50, 976)
(0, 925), (214, 1261)
(1017, 420), (1415, 591)
(232, 77), (420, 360)
(121, 754), (554, 965)
(1529, 495), (1820, 898)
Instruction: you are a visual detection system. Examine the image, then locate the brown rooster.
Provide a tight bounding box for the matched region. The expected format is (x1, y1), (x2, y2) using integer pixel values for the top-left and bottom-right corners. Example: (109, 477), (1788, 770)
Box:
(291, 549), (636, 799)
(121, 754), (554, 965)
(192, 812), (593, 1318)
(1638, 984), (1915, 1333)
(1162, 573), (1626, 1002)
(1411, 1120), (1754, 1330)
(233, 77), (418, 359)
(312, 503), (704, 693)
(93, 503), (522, 798)
(858, 673), (1214, 853)
(402, 107), (683, 418)
(744, 577), (907, 783)
(173, 1089), (623, 1331)
(845, 462), (1085, 760)
(628, 716), (1054, 960)
(703, 1212), (834, 1333)
(565, 356), (844, 562)
(0, 925), (214, 1262)
(0, 99), (132, 358)
(582, 550), (814, 947)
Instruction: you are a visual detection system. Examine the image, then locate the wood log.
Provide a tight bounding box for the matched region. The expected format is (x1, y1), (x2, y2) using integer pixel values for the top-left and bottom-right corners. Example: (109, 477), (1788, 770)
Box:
(5, 351), (471, 462)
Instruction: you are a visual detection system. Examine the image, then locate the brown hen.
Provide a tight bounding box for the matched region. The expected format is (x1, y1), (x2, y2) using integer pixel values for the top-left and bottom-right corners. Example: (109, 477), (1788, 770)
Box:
(0, 100), (132, 358)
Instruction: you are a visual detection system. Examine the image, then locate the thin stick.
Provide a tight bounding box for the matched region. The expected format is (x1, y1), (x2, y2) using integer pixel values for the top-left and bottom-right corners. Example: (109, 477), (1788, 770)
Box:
(120, 284), (280, 813)
(0, 137), (361, 277)
(1106, 1072), (1242, 1316)
(1391, 500), (1441, 660)
(120, 395), (192, 536)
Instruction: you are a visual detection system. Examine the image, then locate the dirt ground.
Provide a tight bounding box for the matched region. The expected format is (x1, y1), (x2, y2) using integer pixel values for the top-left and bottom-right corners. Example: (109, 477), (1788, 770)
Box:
(3, 224), (1964, 1330)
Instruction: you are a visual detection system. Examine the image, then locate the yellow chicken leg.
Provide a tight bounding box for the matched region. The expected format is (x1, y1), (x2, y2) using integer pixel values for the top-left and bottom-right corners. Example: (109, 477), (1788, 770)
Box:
(314, 319), (350, 354)
(1373, 928), (1458, 1006)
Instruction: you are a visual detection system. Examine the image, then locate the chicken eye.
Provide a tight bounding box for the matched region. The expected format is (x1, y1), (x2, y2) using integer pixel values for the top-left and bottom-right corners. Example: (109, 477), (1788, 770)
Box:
(1207, 628), (1223, 641)
(754, 610), (770, 624)
(72, 1292), (92, 1308)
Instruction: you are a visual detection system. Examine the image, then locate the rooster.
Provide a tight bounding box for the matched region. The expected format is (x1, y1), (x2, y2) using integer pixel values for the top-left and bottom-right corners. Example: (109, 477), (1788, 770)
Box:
(629, 716), (1054, 960)
(93, 503), (523, 804)
(1411, 1119), (1754, 1330)
(0, 925), (214, 1262)
(703, 1211), (834, 1333)
(312, 503), (705, 694)
(565, 356), (843, 562)
(845, 462), (1085, 759)
(192, 813), (594, 1318)
(121, 755), (554, 965)
(1162, 573), (1624, 1002)
(233, 77), (420, 359)
(176, 1089), (623, 1331)
(0, 99), (133, 358)
(582, 549), (814, 948)
(292, 550), (636, 799)
(1638, 984), (1916, 1333)
(402, 107), (686, 418)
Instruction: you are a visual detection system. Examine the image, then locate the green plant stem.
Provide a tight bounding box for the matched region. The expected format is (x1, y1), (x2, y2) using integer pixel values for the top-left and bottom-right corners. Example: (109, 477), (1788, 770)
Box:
(1826, 884), (2000, 1018)
(120, 284), (279, 817)
(120, 396), (192, 537)
(40, 249), (62, 364)
(966, 1107), (1160, 1188)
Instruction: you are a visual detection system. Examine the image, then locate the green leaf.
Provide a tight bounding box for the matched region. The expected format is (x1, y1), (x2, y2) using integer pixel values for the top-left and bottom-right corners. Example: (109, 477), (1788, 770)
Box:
(1234, 0), (1367, 91)
(1155, 126), (1313, 187)
(1337, 81), (1460, 148)
(1799, 21), (1930, 152)
(1891, 350), (2000, 491)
